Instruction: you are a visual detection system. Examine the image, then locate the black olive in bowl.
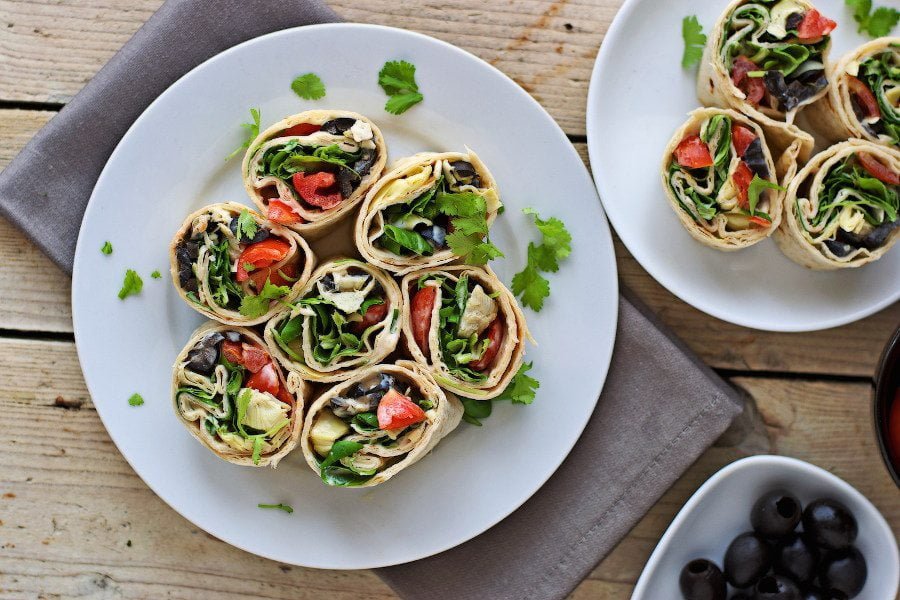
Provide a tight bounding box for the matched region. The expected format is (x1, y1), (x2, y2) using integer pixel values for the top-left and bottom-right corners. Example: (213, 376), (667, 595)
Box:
(755, 574), (802, 599)
(751, 491), (802, 539)
(802, 499), (858, 550)
(724, 532), (771, 588)
(803, 589), (848, 600)
(818, 547), (867, 598)
(679, 559), (727, 600)
(773, 533), (818, 584)
(874, 324), (900, 487)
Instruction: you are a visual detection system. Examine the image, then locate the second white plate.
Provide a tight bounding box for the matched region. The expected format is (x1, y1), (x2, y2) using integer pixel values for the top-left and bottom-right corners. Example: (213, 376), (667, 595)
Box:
(587, 0), (900, 332)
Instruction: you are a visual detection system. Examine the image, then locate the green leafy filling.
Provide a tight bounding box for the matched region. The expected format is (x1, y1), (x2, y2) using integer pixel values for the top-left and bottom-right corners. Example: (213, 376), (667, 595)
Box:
(858, 49), (900, 146)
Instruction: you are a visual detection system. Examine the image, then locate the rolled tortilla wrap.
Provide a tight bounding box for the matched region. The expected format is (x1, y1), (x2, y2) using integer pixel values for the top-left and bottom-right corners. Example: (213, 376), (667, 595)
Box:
(355, 150), (502, 275)
(662, 108), (784, 250)
(242, 110), (387, 238)
(169, 202), (315, 326)
(697, 0), (835, 161)
(773, 140), (900, 269)
(301, 361), (463, 487)
(400, 265), (531, 401)
(172, 323), (306, 467)
(264, 258), (403, 383)
(806, 38), (900, 148)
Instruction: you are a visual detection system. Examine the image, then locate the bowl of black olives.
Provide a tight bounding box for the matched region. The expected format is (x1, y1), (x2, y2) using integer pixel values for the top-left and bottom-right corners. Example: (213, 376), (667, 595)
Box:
(631, 456), (898, 600)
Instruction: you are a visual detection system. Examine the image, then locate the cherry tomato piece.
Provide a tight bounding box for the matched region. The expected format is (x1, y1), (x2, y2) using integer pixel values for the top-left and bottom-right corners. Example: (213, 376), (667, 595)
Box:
(236, 238), (291, 282)
(281, 123), (321, 137)
(733, 161), (754, 209)
(732, 124), (757, 158)
(267, 199), (303, 225)
(377, 388), (427, 430)
(240, 344), (269, 374)
(469, 318), (505, 372)
(847, 76), (881, 121)
(291, 172), (343, 209)
(858, 152), (899, 186)
(798, 9), (837, 40)
(411, 286), (437, 356)
(731, 56), (766, 106)
(350, 301), (389, 334)
(674, 135), (714, 169)
(246, 362), (281, 397)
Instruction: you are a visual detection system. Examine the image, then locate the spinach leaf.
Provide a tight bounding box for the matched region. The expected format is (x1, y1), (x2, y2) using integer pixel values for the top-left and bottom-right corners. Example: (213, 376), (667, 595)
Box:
(319, 440), (374, 486)
(382, 225), (434, 256)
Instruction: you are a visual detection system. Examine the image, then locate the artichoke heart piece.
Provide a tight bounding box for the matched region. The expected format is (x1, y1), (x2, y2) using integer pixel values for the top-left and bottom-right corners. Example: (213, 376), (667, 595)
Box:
(240, 388), (290, 432)
(311, 409), (350, 456)
(457, 285), (498, 338)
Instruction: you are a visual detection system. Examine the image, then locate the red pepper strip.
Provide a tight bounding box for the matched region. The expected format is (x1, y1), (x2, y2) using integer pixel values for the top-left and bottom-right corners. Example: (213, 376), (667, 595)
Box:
(291, 172), (343, 210)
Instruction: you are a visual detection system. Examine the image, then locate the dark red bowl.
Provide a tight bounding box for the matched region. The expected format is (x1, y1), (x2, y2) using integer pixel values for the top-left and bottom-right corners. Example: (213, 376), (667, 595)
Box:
(874, 325), (900, 487)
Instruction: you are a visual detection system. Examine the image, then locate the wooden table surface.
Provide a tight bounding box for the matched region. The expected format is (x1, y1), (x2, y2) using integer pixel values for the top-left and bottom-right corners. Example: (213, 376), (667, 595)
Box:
(0, 1), (897, 598)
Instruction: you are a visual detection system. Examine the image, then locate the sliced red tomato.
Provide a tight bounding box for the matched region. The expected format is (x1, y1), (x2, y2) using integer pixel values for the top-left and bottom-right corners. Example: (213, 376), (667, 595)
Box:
(221, 340), (244, 366)
(858, 153), (900, 186)
(236, 238), (291, 282)
(889, 388), (900, 467)
(350, 301), (389, 334)
(246, 362), (281, 397)
(731, 56), (766, 106)
(798, 9), (836, 40)
(749, 215), (773, 228)
(281, 123), (321, 137)
(377, 389), (426, 430)
(267, 199), (303, 225)
(240, 344), (269, 373)
(732, 124), (757, 158)
(291, 172), (343, 210)
(469, 318), (505, 372)
(248, 262), (297, 294)
(276, 385), (294, 406)
(847, 76), (881, 121)
(733, 161), (754, 209)
(411, 286), (437, 355)
(674, 135), (714, 169)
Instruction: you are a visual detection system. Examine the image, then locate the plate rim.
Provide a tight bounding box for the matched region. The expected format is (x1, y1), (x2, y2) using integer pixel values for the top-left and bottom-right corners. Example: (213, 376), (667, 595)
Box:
(71, 22), (620, 569)
(585, 0), (900, 333)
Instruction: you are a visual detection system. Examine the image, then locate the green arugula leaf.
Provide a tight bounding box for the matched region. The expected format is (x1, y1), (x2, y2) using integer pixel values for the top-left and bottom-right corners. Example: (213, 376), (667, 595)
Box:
(378, 60), (423, 115)
(682, 16), (707, 69)
(291, 73), (326, 100)
(257, 503), (293, 514)
(100, 241), (113, 255)
(747, 175), (785, 215)
(239, 279), (291, 318)
(494, 363), (539, 405)
(846, 0), (899, 37)
(118, 269), (143, 300)
(226, 108), (261, 161)
(128, 393), (144, 407)
(150, 270), (162, 279)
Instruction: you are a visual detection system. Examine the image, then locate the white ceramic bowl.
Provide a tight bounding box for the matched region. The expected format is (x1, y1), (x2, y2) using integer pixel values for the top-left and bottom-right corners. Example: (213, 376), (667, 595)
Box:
(633, 455), (899, 599)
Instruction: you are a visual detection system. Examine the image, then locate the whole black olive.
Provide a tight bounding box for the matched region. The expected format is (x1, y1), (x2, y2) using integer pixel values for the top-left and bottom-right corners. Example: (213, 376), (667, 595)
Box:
(785, 13), (804, 32)
(679, 559), (726, 600)
(321, 118), (356, 135)
(229, 215), (269, 244)
(724, 532), (771, 588)
(818, 547), (867, 598)
(755, 574), (802, 600)
(185, 332), (224, 374)
(802, 499), (858, 550)
(803, 589), (848, 600)
(774, 533), (818, 584)
(823, 239), (853, 258)
(352, 148), (376, 177)
(337, 168), (355, 198)
(751, 491), (802, 539)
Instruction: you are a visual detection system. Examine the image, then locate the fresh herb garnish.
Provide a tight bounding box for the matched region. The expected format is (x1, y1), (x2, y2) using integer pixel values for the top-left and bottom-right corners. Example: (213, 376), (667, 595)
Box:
(236, 209), (259, 242)
(846, 0), (899, 38)
(118, 269), (143, 300)
(100, 241), (113, 255)
(462, 363), (539, 425)
(291, 73), (326, 100)
(378, 60), (424, 115)
(461, 398), (492, 426)
(440, 191), (504, 265)
(150, 270), (162, 279)
(128, 393), (144, 407)
(239, 279), (290, 318)
(511, 208), (572, 311)
(226, 108), (261, 161)
(257, 503), (294, 514)
(681, 16), (707, 68)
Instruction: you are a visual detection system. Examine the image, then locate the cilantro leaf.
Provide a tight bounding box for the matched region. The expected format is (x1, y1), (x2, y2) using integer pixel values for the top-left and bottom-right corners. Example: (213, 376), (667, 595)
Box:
(236, 209), (259, 242)
(511, 259), (551, 312)
(100, 241), (113, 255)
(495, 363), (539, 405)
(118, 269), (143, 300)
(846, 0), (899, 37)
(258, 503), (293, 514)
(226, 108), (261, 161)
(747, 175), (785, 215)
(151, 270), (162, 279)
(378, 60), (423, 114)
(511, 209), (572, 311)
(239, 279), (290, 318)
(446, 231), (504, 266)
(128, 393), (144, 407)
(291, 73), (326, 100)
(681, 16), (707, 69)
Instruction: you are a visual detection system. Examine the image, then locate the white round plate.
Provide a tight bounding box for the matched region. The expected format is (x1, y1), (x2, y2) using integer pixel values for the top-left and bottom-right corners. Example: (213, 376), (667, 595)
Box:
(633, 456), (899, 599)
(71, 24), (618, 569)
(587, 0), (900, 332)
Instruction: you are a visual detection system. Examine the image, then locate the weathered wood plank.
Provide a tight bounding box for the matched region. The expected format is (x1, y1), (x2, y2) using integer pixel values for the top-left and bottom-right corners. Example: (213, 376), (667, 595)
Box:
(0, 0), (613, 134)
(0, 339), (896, 598)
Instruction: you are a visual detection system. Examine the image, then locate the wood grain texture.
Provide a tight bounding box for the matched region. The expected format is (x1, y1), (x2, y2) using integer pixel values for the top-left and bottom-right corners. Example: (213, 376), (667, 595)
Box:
(0, 339), (896, 598)
(0, 111), (896, 372)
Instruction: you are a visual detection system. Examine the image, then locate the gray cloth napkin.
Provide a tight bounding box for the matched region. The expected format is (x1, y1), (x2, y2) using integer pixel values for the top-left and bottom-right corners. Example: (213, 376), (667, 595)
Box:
(0, 1), (744, 598)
